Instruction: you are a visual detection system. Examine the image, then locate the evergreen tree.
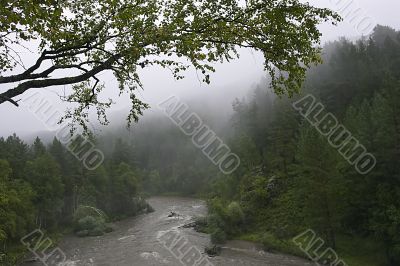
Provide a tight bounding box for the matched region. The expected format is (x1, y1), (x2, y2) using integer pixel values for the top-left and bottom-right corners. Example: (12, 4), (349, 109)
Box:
(0, 160), (35, 252)
(31, 137), (46, 157)
(293, 125), (347, 249)
(25, 154), (64, 228)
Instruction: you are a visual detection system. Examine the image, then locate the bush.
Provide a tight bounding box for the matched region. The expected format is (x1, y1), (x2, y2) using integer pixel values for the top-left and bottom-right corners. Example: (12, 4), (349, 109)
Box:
(131, 197), (147, 214)
(74, 215), (112, 237)
(104, 225), (114, 233)
(208, 213), (226, 230)
(194, 216), (209, 233)
(72, 205), (116, 237)
(207, 199), (246, 243)
(114, 197), (153, 217)
(260, 232), (299, 255)
(73, 205), (108, 224)
(76, 216), (102, 231)
(76, 230), (89, 237)
(388, 245), (400, 265)
(146, 203), (155, 213)
(226, 201), (245, 226)
(88, 226), (105, 237)
(205, 245), (221, 256)
(211, 229), (227, 244)
(261, 232), (280, 251)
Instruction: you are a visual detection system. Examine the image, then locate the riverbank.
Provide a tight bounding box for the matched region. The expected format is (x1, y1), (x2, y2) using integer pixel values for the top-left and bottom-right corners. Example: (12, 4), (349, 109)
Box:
(4, 230), (66, 265)
(17, 196), (314, 266)
(236, 231), (388, 266)
(11, 196), (390, 266)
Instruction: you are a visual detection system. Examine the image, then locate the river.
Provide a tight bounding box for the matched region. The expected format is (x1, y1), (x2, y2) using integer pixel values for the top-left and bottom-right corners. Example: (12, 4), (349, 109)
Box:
(21, 197), (313, 266)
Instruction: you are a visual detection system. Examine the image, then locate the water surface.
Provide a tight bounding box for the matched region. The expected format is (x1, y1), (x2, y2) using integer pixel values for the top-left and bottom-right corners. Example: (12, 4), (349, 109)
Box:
(22, 197), (312, 266)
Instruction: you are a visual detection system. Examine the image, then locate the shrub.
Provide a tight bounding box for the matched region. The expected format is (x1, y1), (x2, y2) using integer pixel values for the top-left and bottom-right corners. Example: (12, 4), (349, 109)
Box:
(76, 216), (101, 231)
(205, 245), (221, 256)
(104, 225), (114, 233)
(73, 205), (108, 224)
(74, 215), (111, 237)
(388, 245), (400, 265)
(226, 201), (245, 226)
(88, 226), (105, 237)
(194, 216), (209, 233)
(208, 213), (226, 230)
(146, 203), (155, 213)
(260, 232), (298, 255)
(211, 229), (227, 244)
(76, 230), (89, 237)
(261, 232), (280, 251)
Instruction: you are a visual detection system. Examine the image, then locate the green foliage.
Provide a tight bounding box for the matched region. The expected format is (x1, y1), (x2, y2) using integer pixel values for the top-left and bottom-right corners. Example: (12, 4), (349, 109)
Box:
(25, 153), (64, 228)
(226, 202), (245, 228)
(0, 134), (149, 261)
(211, 229), (227, 244)
(260, 232), (300, 255)
(193, 216), (209, 233)
(107, 162), (140, 217)
(31, 137), (46, 157)
(0, 0), (340, 130)
(75, 215), (109, 237)
(0, 160), (35, 242)
(206, 198), (246, 244)
(73, 205), (108, 224)
(201, 25), (400, 265)
(76, 216), (101, 232)
(1, 23), (400, 266)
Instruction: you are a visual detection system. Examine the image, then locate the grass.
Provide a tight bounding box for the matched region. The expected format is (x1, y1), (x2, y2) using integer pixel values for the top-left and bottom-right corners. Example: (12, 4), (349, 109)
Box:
(237, 231), (388, 266)
(238, 232), (307, 258)
(336, 235), (388, 266)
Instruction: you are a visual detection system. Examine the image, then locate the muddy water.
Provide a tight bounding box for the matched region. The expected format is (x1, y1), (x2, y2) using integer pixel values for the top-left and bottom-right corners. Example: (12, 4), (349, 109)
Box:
(22, 197), (312, 266)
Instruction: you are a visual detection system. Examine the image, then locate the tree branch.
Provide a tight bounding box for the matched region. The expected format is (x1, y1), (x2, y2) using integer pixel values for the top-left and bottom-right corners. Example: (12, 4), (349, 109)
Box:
(0, 40), (107, 84)
(0, 54), (122, 105)
(0, 95), (19, 106)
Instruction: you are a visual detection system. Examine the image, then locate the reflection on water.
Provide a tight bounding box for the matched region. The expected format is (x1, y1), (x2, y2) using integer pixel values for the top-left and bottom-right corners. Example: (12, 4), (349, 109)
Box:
(21, 197), (312, 266)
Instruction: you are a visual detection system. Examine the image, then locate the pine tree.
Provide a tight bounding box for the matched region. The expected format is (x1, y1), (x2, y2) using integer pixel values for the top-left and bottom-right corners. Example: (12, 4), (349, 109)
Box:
(292, 125), (347, 249)
(368, 76), (400, 264)
(25, 154), (64, 228)
(31, 137), (46, 157)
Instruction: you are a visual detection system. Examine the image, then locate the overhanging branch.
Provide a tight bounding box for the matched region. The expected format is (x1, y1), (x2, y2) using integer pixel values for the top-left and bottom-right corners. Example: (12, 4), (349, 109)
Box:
(0, 54), (122, 105)
(0, 95), (19, 106)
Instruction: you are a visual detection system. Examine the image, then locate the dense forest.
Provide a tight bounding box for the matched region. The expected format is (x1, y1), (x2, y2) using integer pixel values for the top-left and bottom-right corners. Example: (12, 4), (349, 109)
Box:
(0, 134), (153, 264)
(202, 26), (400, 265)
(114, 25), (400, 265)
(1, 25), (400, 265)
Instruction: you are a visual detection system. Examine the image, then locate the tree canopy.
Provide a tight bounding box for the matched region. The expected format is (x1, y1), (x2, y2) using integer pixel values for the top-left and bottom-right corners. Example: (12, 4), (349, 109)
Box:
(0, 0), (339, 129)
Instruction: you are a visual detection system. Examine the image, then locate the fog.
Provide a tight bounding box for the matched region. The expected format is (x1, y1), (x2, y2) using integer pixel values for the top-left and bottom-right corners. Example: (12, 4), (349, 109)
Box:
(1, 0), (399, 138)
(3, 2), (400, 265)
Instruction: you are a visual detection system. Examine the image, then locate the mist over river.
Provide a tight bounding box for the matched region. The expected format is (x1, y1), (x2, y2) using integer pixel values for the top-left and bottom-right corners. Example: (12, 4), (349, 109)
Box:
(21, 197), (313, 266)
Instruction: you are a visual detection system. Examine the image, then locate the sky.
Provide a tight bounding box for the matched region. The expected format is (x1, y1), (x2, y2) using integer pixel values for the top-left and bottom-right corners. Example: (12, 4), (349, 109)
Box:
(1, 0), (400, 138)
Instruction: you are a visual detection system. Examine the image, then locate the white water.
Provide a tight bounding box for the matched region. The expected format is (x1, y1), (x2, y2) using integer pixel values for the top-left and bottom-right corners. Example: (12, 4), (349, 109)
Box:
(21, 197), (313, 266)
